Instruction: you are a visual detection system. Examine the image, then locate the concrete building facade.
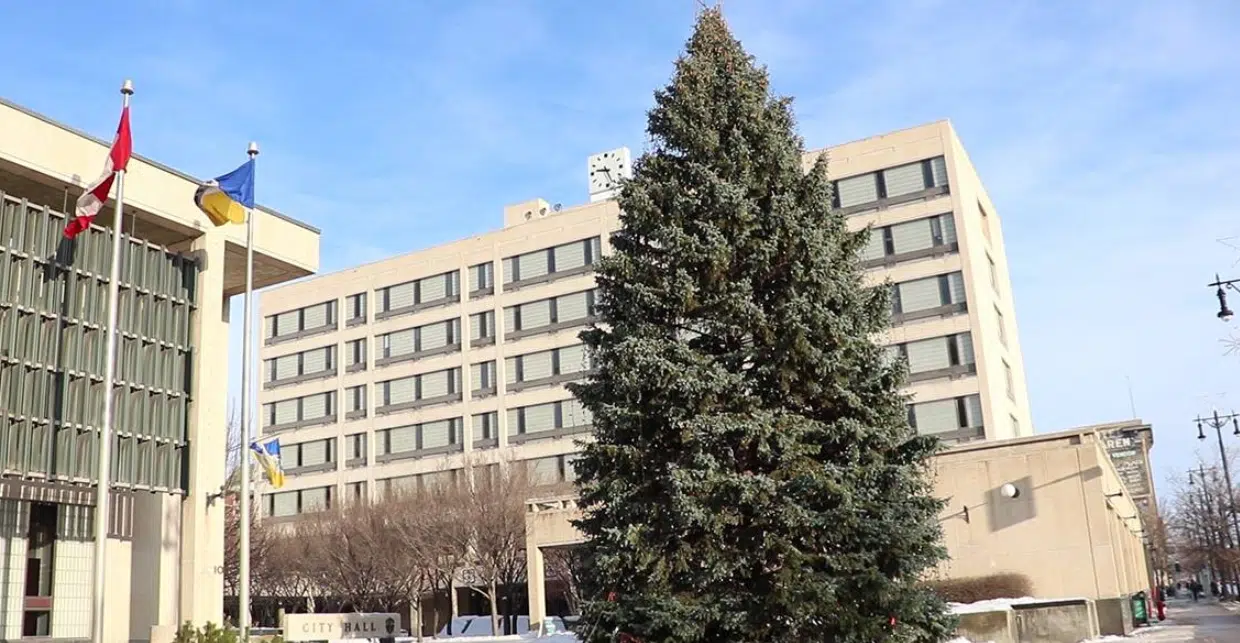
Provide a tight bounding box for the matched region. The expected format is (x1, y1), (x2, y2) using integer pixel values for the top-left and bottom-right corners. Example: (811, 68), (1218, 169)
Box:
(0, 95), (318, 641)
(256, 120), (1034, 528)
(525, 427), (1154, 635)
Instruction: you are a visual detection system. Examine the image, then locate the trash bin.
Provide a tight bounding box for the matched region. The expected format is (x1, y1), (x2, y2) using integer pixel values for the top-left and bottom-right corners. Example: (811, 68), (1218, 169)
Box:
(1131, 591), (1148, 626)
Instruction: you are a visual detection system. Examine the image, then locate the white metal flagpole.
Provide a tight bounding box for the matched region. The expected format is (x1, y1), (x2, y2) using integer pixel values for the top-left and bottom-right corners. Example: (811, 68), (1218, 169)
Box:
(91, 78), (133, 643)
(239, 141), (259, 637)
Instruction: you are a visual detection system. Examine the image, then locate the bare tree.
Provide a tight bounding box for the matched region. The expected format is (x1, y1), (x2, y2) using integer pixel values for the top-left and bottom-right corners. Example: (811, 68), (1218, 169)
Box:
(545, 546), (584, 616)
(223, 497), (276, 600)
(1166, 464), (1240, 592)
(461, 464), (531, 636)
(299, 502), (420, 613)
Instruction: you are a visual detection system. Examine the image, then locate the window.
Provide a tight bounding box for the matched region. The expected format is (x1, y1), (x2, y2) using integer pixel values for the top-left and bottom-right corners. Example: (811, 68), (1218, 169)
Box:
(379, 417), (463, 459)
(283, 438), (335, 472)
(1004, 360), (1015, 400)
(377, 318), (461, 364)
(264, 345), (336, 386)
(506, 398), (593, 443)
(1011, 414), (1021, 436)
(377, 270), (461, 317)
(906, 394), (984, 442)
(503, 237), (602, 287)
(995, 307), (1007, 347)
(987, 255), (999, 294)
(265, 300), (337, 342)
(345, 384), (367, 419)
(382, 470), (461, 498)
(264, 486), (333, 518)
(345, 433), (367, 465)
(504, 290), (597, 337)
(346, 292), (367, 325)
(505, 344), (593, 390)
(834, 156), (949, 212)
(263, 391), (336, 430)
(376, 367), (462, 411)
(524, 453), (580, 488)
(469, 262), (494, 297)
(473, 411), (499, 446)
(894, 333), (975, 381)
(891, 272), (967, 322)
(470, 311), (496, 347)
(471, 361), (497, 396)
(861, 214), (957, 266)
(346, 338), (367, 371)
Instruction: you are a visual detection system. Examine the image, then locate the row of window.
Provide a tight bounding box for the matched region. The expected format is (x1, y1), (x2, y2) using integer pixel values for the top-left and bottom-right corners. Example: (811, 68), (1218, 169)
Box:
(835, 156), (949, 213)
(887, 332), (975, 382)
(263, 290), (598, 390)
(266, 396), (593, 476)
(266, 237), (603, 343)
(907, 393), (984, 443)
(891, 271), (967, 324)
(262, 453), (582, 519)
(267, 341), (594, 427)
(861, 213), (957, 268)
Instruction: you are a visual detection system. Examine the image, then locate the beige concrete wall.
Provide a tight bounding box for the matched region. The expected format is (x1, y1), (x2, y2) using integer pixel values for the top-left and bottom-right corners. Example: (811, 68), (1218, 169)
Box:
(521, 429), (1152, 632)
(258, 199), (620, 501)
(259, 121), (1032, 516)
(934, 431), (1149, 600)
(808, 121), (1034, 441)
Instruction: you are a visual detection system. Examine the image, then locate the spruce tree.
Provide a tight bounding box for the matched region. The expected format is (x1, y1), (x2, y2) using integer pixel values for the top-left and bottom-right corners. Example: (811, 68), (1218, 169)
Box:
(569, 9), (956, 643)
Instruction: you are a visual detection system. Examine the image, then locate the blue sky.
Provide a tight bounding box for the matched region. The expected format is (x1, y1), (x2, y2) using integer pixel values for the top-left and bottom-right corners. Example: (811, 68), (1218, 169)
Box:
(2, 0), (1239, 505)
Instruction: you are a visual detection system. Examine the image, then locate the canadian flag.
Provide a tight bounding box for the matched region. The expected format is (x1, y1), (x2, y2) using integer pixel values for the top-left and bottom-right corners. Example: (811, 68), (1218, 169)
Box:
(64, 106), (132, 239)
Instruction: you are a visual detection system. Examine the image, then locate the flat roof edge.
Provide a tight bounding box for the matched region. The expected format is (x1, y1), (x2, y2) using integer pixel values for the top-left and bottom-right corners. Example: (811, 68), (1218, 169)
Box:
(0, 95), (320, 236)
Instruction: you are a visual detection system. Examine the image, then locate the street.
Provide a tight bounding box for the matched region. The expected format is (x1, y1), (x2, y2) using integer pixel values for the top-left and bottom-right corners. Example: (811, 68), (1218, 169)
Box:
(1128, 598), (1240, 642)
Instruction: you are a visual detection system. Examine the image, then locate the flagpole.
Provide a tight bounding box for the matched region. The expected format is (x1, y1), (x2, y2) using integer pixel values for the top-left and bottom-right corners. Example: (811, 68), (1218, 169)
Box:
(239, 141), (259, 638)
(91, 78), (133, 643)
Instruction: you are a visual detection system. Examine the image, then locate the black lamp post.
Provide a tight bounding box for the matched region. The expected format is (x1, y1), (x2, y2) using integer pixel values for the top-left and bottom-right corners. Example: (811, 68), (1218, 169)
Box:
(1196, 411), (1240, 552)
(1209, 274), (1240, 321)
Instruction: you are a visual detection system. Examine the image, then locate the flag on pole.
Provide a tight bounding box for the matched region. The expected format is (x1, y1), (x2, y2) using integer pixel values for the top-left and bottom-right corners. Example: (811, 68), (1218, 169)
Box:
(64, 107), (133, 239)
(194, 158), (255, 226)
(249, 438), (284, 488)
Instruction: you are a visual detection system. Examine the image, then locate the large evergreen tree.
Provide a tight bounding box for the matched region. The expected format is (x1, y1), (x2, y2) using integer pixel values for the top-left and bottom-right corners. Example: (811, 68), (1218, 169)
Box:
(569, 9), (955, 643)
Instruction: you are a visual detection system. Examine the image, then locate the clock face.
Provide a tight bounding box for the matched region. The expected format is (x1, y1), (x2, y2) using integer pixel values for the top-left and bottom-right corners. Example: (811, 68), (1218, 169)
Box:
(589, 150), (628, 193)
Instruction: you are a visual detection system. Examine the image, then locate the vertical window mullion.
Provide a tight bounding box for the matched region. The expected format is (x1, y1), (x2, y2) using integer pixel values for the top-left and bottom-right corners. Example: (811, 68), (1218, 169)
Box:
(937, 276), (951, 307)
(882, 227), (894, 256)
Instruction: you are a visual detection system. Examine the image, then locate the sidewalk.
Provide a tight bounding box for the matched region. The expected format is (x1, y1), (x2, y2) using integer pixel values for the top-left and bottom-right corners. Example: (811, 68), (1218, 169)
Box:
(1115, 597), (1240, 642)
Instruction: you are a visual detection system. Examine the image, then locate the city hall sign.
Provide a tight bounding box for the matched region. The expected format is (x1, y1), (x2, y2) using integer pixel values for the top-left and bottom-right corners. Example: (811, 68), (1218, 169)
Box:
(283, 612), (400, 641)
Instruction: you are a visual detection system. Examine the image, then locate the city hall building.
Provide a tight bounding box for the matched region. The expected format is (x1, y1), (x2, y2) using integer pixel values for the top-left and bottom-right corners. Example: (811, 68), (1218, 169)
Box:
(0, 95), (318, 641)
(256, 120), (1034, 518)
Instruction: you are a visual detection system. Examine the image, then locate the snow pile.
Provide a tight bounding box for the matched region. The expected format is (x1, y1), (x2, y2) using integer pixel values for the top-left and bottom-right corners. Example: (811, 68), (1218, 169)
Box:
(949, 596), (1090, 614)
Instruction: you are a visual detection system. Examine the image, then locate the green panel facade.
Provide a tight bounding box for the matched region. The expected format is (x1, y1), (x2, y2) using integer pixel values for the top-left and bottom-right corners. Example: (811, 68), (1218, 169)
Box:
(0, 193), (198, 492)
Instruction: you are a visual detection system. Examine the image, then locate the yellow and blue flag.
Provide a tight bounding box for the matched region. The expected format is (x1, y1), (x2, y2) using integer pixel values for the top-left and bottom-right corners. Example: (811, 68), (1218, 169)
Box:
(249, 438), (285, 489)
(194, 158), (255, 226)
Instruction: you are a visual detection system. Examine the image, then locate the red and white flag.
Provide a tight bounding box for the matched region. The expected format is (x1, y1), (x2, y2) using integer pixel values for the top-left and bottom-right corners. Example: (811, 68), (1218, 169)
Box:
(64, 106), (132, 239)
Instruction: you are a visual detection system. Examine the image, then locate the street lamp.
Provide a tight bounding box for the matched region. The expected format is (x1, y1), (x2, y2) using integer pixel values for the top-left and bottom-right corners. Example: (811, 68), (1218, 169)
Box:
(1196, 411), (1240, 549)
(1208, 274), (1240, 321)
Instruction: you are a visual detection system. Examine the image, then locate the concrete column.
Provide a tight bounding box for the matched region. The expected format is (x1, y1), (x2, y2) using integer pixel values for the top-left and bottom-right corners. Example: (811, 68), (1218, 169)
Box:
(526, 542), (546, 633)
(131, 493), (180, 639)
(179, 230), (229, 626)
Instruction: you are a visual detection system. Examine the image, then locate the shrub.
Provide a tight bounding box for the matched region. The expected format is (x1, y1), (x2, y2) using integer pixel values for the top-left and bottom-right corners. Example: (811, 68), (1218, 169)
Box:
(925, 573), (1033, 604)
(173, 622), (239, 643)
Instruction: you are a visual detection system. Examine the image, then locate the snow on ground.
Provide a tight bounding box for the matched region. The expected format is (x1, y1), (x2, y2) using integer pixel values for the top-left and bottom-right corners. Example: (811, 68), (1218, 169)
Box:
(949, 596), (1090, 614)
